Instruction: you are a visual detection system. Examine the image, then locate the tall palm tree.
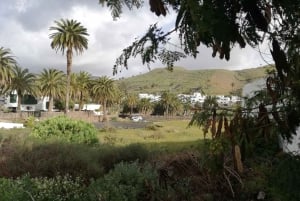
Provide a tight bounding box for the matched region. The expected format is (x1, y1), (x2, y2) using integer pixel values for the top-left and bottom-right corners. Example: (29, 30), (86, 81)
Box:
(49, 19), (88, 114)
(10, 66), (36, 112)
(37, 68), (65, 112)
(69, 73), (78, 111)
(0, 47), (16, 89)
(91, 76), (116, 122)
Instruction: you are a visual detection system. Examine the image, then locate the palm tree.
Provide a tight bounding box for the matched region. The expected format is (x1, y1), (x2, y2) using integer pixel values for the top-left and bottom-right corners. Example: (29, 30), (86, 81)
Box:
(202, 96), (218, 109)
(71, 71), (92, 111)
(91, 76), (116, 122)
(126, 93), (139, 114)
(69, 73), (78, 111)
(10, 66), (36, 112)
(160, 91), (181, 116)
(37, 68), (65, 112)
(138, 98), (152, 115)
(49, 19), (88, 114)
(0, 47), (16, 89)
(160, 91), (172, 116)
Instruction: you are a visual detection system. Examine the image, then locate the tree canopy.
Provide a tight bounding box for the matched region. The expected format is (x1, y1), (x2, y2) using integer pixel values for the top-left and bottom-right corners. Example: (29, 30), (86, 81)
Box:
(101, 0), (300, 139)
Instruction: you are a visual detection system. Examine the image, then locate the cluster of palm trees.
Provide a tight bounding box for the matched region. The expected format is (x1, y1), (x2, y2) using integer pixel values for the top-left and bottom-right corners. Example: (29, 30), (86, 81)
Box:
(0, 48), (119, 120)
(0, 17), (120, 123)
(1, 18), (190, 121)
(122, 91), (184, 117)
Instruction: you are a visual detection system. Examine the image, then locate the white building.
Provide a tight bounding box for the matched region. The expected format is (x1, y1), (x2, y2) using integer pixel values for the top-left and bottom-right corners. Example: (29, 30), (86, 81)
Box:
(3, 91), (50, 112)
(216, 95), (231, 106)
(178, 92), (207, 104)
(231, 95), (242, 104)
(190, 92), (206, 104)
(138, 93), (161, 102)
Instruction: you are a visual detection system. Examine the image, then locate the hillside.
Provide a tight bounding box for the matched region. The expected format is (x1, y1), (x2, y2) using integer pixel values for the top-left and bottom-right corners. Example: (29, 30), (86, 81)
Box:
(116, 65), (273, 95)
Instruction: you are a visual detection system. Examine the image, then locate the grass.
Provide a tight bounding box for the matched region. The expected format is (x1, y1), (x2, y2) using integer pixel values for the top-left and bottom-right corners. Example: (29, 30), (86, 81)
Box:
(0, 120), (205, 152)
(98, 120), (205, 149)
(0, 119), (206, 178)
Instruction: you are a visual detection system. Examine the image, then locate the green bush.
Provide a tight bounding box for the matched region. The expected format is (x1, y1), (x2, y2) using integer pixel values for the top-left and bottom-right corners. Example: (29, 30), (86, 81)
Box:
(0, 175), (88, 201)
(24, 116), (37, 128)
(269, 154), (300, 201)
(88, 161), (162, 201)
(95, 143), (149, 173)
(30, 116), (98, 145)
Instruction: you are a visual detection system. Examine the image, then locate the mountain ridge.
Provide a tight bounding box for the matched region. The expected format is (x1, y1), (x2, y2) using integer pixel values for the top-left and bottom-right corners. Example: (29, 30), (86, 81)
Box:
(116, 65), (273, 95)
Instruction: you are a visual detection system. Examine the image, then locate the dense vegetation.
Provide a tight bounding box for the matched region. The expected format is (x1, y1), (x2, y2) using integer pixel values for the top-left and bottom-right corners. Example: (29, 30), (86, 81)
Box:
(31, 116), (99, 145)
(0, 118), (299, 200)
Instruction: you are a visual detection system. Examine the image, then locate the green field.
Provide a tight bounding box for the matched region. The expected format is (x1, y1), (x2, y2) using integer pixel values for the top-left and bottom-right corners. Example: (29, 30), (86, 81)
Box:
(98, 120), (206, 152)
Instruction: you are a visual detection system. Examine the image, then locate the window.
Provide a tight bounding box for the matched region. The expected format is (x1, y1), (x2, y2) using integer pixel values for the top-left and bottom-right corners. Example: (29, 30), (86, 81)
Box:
(9, 94), (17, 103)
(22, 95), (38, 104)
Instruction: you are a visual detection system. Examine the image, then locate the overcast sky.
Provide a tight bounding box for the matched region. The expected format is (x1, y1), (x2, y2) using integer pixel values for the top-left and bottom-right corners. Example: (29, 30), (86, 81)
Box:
(0, 0), (273, 78)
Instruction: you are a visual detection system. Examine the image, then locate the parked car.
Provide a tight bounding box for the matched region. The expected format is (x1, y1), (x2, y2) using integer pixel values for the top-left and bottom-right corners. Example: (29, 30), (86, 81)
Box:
(131, 115), (143, 122)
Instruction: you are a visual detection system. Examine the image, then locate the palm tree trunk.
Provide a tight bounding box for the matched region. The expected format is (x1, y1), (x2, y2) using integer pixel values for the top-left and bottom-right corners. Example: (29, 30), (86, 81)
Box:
(17, 91), (22, 117)
(79, 92), (83, 111)
(130, 105), (133, 114)
(48, 96), (53, 112)
(65, 49), (72, 115)
(166, 105), (169, 117)
(17, 92), (22, 113)
(102, 99), (107, 122)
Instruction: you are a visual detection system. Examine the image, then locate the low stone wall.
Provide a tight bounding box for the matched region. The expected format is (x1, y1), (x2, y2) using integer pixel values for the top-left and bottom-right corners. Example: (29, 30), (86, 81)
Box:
(0, 111), (100, 123)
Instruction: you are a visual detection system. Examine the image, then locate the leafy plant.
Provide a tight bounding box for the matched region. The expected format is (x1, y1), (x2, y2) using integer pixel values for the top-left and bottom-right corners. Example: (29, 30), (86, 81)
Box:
(24, 116), (37, 128)
(88, 161), (162, 201)
(269, 154), (300, 201)
(0, 174), (88, 201)
(30, 116), (98, 144)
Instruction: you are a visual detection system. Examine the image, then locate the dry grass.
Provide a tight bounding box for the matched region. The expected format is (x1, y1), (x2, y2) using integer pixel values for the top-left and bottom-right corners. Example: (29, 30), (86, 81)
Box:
(98, 120), (204, 147)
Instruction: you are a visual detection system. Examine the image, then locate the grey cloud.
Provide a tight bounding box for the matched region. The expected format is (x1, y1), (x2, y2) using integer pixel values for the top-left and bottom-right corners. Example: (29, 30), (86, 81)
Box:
(10, 0), (100, 31)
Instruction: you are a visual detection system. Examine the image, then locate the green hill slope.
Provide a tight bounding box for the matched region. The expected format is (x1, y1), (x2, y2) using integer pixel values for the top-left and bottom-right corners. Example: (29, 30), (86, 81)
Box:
(116, 66), (273, 95)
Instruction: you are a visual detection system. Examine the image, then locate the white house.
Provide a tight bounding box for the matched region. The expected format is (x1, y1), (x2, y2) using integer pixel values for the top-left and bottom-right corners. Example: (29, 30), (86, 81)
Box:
(3, 91), (50, 112)
(216, 95), (231, 106)
(190, 92), (206, 104)
(138, 93), (161, 102)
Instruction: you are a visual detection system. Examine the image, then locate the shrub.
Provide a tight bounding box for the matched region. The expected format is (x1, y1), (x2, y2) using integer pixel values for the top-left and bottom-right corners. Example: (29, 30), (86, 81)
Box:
(24, 116), (37, 128)
(88, 161), (162, 201)
(96, 144), (149, 173)
(269, 154), (300, 201)
(0, 175), (88, 201)
(1, 142), (105, 179)
(88, 160), (191, 201)
(30, 116), (98, 145)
